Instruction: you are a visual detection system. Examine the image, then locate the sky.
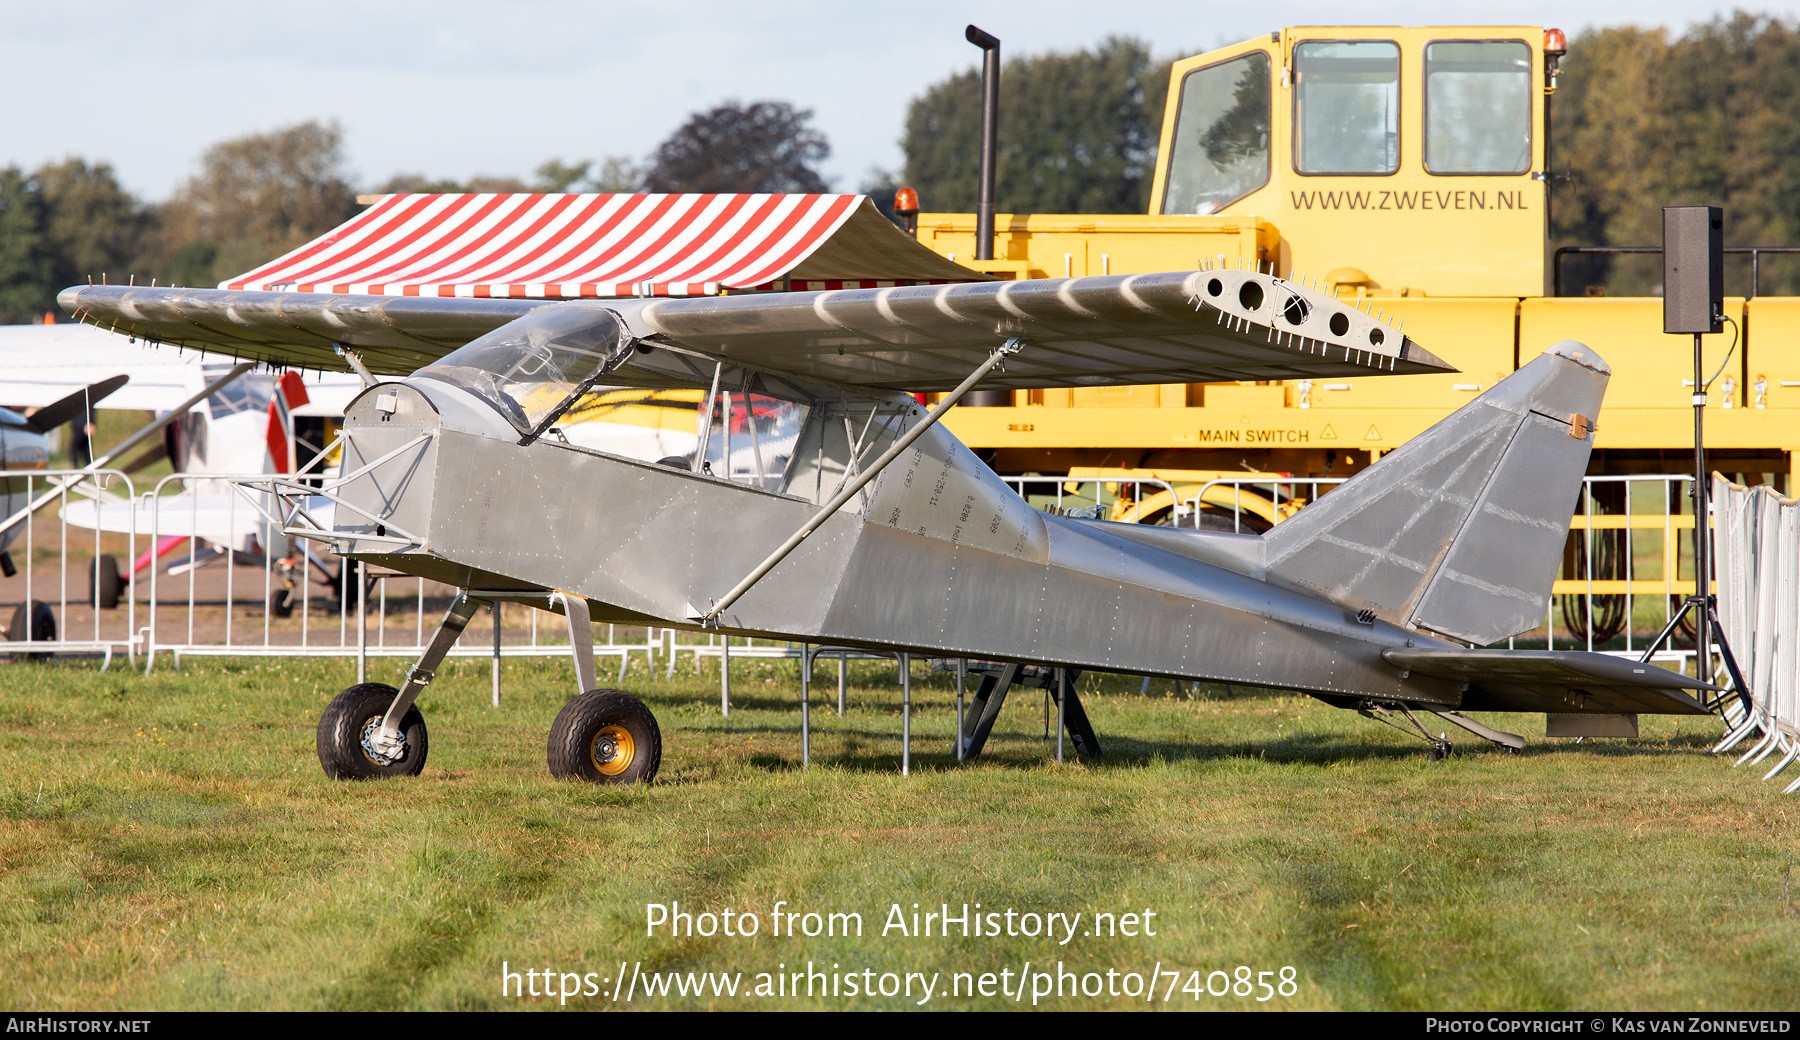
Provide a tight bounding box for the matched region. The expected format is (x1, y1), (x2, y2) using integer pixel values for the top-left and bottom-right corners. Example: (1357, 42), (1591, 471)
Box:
(1, 0), (1788, 201)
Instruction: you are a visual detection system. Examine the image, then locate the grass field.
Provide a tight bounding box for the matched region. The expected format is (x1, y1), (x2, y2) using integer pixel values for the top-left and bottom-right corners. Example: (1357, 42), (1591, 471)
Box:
(1, 653), (1795, 1011)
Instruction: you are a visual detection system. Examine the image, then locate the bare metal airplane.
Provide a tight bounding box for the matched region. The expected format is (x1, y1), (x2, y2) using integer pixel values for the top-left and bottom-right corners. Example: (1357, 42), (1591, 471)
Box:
(59, 267), (1715, 783)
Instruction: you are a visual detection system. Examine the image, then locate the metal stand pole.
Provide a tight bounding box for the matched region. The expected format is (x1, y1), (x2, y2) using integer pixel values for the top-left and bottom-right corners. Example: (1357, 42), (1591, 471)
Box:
(800, 644), (810, 769)
(900, 652), (911, 776)
(355, 561), (367, 685)
(1693, 331), (1713, 683)
(955, 658), (967, 763)
(491, 601), (501, 707)
(721, 636), (731, 716)
(1056, 669), (1068, 764)
(837, 654), (847, 715)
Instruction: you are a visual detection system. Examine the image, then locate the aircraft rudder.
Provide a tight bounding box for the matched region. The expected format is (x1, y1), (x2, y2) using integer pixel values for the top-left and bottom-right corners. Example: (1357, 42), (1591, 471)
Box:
(1264, 342), (1607, 643)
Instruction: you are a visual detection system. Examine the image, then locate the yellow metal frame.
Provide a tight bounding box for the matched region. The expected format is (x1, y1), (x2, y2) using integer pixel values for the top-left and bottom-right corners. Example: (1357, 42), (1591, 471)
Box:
(905, 22), (1797, 591)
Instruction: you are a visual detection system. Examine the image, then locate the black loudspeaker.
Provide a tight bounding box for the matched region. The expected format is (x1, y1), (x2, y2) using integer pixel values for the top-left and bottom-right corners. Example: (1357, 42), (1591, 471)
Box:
(1663, 206), (1723, 334)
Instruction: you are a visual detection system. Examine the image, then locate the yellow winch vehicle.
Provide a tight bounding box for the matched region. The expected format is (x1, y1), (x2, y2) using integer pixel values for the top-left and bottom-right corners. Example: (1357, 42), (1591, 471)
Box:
(912, 25), (1796, 647)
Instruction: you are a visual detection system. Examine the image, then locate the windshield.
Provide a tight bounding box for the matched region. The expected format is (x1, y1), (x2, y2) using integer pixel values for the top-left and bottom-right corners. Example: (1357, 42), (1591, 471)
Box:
(415, 304), (627, 438)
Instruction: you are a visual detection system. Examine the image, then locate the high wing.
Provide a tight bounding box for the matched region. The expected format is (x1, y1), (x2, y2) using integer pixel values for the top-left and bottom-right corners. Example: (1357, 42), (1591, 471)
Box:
(59, 268), (1453, 392)
(0, 322), (361, 416)
(1382, 648), (1716, 715)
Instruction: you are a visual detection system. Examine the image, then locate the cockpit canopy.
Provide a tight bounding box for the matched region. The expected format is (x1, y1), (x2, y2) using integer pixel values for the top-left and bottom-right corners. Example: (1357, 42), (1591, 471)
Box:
(415, 303), (627, 439)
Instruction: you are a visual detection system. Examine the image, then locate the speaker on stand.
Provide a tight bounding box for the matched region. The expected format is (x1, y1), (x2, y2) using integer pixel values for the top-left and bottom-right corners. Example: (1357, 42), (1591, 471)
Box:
(1646, 206), (1752, 716)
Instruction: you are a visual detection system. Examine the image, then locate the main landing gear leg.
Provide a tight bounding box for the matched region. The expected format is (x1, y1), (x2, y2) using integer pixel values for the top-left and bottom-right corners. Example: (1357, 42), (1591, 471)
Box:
(316, 590), (480, 779)
(551, 590), (597, 697)
(544, 590), (662, 784)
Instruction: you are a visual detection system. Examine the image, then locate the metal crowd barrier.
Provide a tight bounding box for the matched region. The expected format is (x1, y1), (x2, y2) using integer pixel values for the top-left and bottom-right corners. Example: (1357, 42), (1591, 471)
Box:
(0, 468), (1746, 706)
(0, 471), (783, 695)
(1711, 475), (1800, 791)
(1189, 475), (1346, 532)
(1003, 476), (1179, 522)
(1182, 474), (1707, 673)
(0, 469), (138, 669)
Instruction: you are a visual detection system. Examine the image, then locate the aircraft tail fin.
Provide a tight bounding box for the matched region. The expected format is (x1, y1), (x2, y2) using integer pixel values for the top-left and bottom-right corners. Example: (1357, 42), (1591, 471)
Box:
(1263, 341), (1609, 645)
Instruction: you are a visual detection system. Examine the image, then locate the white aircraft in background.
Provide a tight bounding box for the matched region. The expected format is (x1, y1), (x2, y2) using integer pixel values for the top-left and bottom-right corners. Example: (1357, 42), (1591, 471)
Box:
(0, 322), (364, 607)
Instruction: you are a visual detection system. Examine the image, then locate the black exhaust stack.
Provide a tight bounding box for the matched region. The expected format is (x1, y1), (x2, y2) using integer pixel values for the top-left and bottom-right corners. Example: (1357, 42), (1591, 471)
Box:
(959, 25), (1011, 408)
(966, 24), (999, 262)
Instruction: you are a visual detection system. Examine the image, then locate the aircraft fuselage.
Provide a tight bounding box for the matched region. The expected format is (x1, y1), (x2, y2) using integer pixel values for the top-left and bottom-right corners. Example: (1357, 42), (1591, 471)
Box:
(337, 378), (1466, 708)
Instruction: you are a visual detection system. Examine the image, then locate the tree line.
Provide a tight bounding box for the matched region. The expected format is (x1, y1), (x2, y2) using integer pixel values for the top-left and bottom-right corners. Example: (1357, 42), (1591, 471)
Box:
(0, 102), (833, 322)
(2, 12), (1796, 322)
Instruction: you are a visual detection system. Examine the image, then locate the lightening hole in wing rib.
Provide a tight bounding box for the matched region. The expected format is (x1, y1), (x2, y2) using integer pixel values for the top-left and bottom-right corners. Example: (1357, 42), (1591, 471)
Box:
(1283, 295), (1310, 326)
(1329, 312), (1350, 337)
(1368, 327), (1386, 346)
(1207, 278), (1223, 297)
(1237, 281), (1264, 312)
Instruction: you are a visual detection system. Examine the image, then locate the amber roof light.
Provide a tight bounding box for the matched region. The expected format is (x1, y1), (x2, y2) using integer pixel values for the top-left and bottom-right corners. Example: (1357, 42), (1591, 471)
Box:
(1544, 28), (1567, 57)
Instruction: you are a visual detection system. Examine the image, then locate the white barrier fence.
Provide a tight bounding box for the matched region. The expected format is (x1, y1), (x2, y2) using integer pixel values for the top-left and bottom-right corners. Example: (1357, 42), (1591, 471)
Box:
(0, 469), (139, 668)
(1710, 475), (1800, 791)
(0, 469), (819, 699)
(0, 468), (1749, 709)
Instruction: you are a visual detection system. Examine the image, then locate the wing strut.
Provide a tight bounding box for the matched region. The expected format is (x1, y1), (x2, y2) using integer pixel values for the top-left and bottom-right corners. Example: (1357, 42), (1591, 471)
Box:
(695, 338), (1024, 624)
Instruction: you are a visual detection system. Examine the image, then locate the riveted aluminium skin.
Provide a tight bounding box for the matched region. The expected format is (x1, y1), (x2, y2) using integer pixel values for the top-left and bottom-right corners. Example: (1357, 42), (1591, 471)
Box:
(328, 344), (1704, 716)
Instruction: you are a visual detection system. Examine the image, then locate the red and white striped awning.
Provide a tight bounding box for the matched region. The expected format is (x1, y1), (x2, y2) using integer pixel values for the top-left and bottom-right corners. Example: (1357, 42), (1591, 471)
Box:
(223, 193), (984, 298)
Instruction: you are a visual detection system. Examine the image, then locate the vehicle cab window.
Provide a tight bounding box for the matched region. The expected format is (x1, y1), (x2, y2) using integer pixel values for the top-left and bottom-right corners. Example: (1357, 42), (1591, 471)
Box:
(1423, 40), (1532, 175)
(1293, 40), (1400, 175)
(1160, 51), (1271, 215)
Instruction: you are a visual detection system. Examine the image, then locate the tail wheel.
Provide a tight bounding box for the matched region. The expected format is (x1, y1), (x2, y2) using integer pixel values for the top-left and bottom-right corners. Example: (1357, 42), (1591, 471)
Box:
(547, 690), (662, 784)
(316, 682), (429, 780)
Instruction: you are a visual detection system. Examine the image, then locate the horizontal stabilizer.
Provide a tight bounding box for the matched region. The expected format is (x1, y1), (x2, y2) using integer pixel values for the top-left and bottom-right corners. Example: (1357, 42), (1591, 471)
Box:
(1383, 648), (1715, 716)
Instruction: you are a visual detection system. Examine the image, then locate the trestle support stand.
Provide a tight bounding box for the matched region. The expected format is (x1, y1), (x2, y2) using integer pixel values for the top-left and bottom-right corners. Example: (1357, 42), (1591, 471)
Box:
(955, 663), (1102, 764)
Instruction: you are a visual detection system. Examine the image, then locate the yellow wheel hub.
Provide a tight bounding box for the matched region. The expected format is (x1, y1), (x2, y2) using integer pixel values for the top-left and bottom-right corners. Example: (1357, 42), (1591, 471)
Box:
(591, 724), (636, 777)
